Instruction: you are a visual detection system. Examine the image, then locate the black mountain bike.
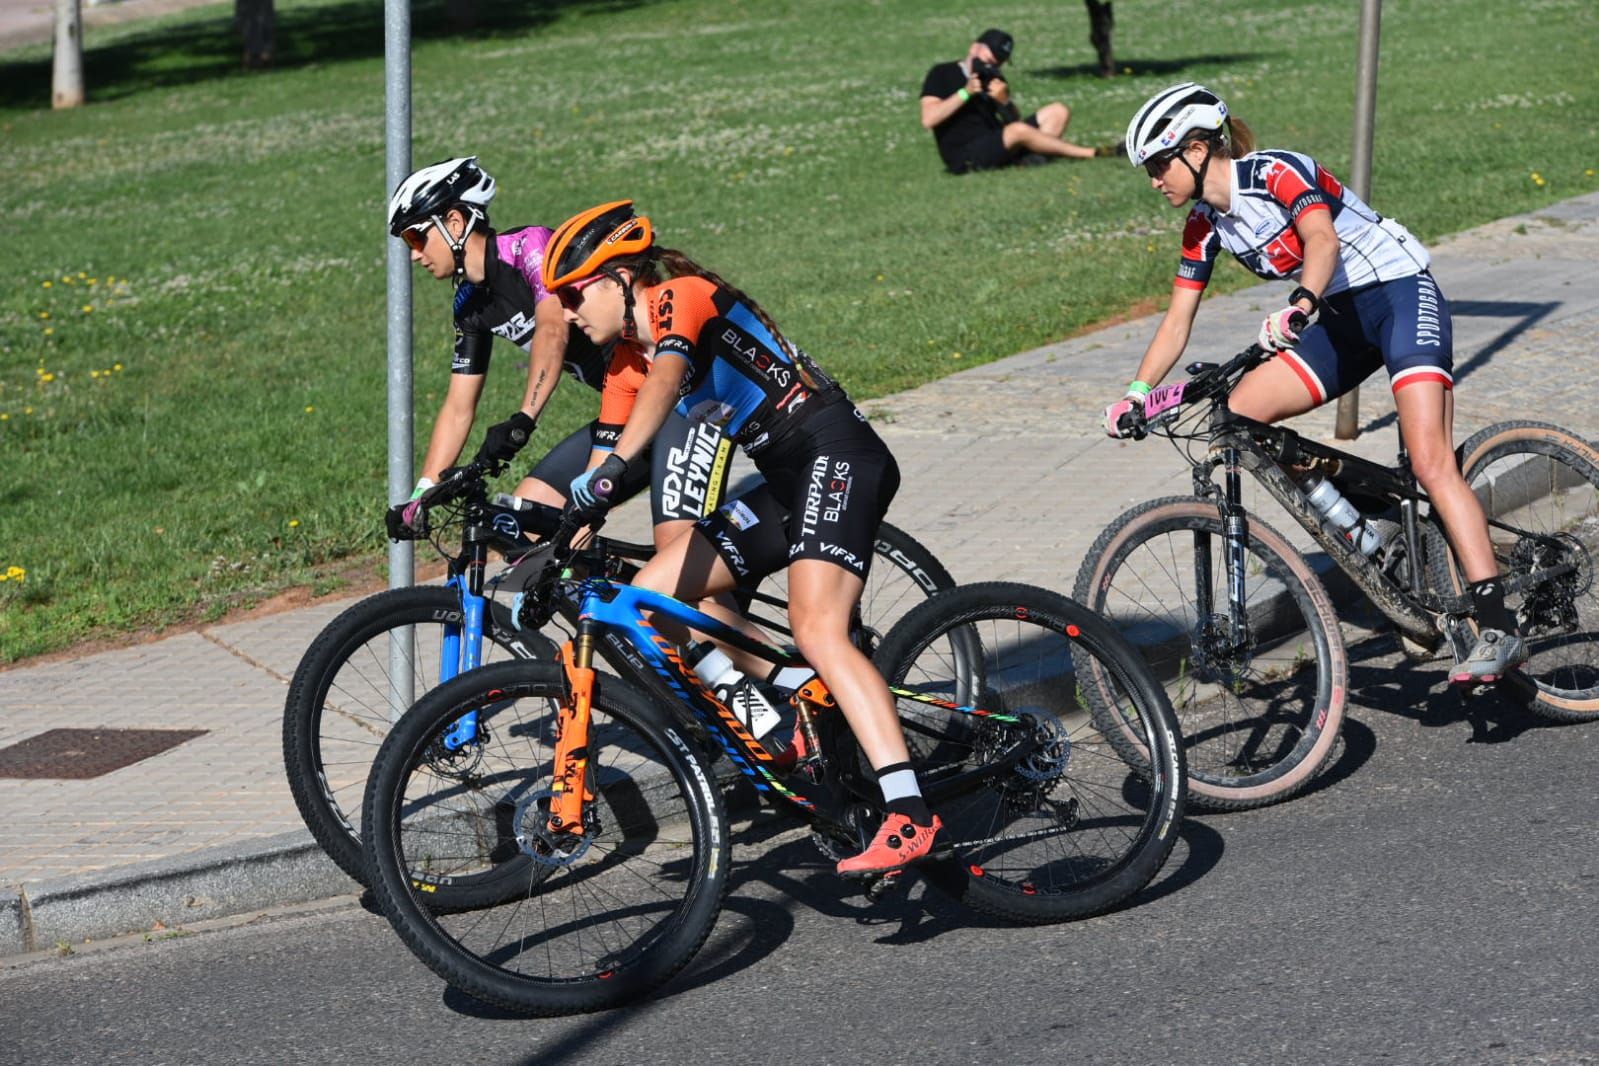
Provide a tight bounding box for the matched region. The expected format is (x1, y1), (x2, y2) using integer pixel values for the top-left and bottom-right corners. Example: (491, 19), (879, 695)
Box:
(362, 509), (1185, 1015)
(1075, 338), (1599, 810)
(283, 459), (958, 887)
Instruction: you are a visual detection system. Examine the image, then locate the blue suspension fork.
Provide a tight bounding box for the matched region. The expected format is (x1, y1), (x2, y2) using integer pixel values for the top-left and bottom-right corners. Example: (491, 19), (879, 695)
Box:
(440, 539), (491, 751)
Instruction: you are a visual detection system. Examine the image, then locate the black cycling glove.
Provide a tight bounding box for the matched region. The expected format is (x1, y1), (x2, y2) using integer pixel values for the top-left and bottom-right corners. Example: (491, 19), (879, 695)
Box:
(476, 411), (537, 464)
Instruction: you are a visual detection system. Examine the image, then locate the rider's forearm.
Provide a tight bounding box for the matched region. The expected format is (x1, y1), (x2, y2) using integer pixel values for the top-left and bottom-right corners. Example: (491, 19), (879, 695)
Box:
(1133, 320), (1192, 388)
(419, 403), (472, 481)
(520, 332), (565, 422)
(610, 356), (688, 466)
(1295, 228), (1339, 310)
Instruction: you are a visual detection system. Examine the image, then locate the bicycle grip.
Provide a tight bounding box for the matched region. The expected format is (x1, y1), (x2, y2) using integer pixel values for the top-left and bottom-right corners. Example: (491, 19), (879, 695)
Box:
(593, 477), (616, 500)
(1288, 310), (1310, 334)
(1116, 407), (1148, 440)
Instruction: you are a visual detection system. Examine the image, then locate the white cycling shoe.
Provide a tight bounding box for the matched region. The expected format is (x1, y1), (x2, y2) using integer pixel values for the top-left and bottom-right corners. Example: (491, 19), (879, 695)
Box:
(1449, 628), (1529, 685)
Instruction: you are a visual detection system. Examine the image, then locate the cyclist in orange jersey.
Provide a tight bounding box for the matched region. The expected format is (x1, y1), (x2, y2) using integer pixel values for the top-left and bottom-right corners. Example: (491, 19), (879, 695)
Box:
(544, 201), (943, 877)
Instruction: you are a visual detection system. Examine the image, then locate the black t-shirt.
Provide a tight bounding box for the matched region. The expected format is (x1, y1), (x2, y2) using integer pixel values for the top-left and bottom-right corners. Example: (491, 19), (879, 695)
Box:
(920, 61), (1005, 167)
(451, 228), (609, 388)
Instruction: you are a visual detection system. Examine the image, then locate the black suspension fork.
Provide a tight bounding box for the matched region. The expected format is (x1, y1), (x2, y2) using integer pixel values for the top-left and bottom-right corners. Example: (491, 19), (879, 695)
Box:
(1218, 445), (1253, 643)
(1189, 445), (1250, 644)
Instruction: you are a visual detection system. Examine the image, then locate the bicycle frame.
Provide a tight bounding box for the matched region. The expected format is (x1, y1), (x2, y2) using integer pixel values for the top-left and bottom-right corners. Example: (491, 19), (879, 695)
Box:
(1202, 407), (1448, 652)
(541, 573), (1030, 842)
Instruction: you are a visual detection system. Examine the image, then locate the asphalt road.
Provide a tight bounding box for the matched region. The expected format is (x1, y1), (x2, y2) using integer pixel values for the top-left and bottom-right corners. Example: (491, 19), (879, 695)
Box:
(4, 621), (1597, 1066)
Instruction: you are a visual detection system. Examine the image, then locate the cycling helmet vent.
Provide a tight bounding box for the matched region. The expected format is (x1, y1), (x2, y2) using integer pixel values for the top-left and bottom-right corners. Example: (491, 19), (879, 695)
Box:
(387, 156), (497, 236)
(1125, 83), (1229, 167)
(543, 200), (656, 290)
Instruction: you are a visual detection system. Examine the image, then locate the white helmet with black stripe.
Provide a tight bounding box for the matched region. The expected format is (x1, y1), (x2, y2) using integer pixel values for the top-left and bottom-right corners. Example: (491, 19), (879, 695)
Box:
(1124, 83), (1229, 166)
(386, 156), (496, 237)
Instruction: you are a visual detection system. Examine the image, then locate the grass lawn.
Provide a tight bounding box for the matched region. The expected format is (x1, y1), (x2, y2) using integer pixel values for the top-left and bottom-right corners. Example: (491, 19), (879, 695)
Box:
(1, 0), (1595, 662)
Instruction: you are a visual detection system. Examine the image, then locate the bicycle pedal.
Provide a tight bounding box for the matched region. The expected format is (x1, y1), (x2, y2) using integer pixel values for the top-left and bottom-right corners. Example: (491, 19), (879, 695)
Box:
(863, 870), (905, 903)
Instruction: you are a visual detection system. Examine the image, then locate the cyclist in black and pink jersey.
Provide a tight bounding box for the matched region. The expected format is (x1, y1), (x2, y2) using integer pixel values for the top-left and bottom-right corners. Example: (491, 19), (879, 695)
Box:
(1103, 84), (1525, 683)
(382, 158), (734, 554)
(543, 200), (941, 877)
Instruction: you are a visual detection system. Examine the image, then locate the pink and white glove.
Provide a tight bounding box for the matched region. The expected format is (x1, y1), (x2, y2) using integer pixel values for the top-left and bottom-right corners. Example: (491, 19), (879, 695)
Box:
(1258, 307), (1305, 351)
(1103, 382), (1151, 439)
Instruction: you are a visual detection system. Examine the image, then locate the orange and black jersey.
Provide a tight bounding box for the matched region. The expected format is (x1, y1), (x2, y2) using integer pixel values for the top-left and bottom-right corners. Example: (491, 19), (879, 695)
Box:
(644, 276), (842, 457)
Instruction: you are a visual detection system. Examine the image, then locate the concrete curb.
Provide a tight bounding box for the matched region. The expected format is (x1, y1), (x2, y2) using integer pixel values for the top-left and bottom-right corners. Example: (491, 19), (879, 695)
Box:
(4, 828), (358, 955)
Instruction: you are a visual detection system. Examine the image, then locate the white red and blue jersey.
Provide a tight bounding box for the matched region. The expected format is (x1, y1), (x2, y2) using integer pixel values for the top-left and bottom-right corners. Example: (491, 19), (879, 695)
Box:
(1175, 150), (1430, 296)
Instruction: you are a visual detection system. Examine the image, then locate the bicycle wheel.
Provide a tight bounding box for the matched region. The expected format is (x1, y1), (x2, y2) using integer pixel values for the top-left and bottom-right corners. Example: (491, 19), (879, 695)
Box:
(283, 585), (558, 886)
(1074, 497), (1347, 811)
(364, 660), (728, 1016)
(1438, 420), (1599, 720)
(872, 582), (1185, 924)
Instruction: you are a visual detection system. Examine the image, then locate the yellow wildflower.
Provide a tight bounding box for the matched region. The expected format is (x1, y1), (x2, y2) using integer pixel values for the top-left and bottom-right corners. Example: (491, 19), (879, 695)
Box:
(41, 373), (54, 383)
(304, 405), (315, 413)
(42, 280), (52, 288)
(113, 363), (123, 372)
(82, 305), (93, 313)
(289, 519), (301, 529)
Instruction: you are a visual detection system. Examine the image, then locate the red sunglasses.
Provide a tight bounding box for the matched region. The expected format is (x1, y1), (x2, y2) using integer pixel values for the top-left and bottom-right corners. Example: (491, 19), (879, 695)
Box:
(400, 221), (433, 253)
(555, 273), (608, 311)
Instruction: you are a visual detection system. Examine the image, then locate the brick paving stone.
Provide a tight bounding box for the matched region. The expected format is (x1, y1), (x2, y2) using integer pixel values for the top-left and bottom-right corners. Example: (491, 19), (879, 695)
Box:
(0, 191), (1595, 897)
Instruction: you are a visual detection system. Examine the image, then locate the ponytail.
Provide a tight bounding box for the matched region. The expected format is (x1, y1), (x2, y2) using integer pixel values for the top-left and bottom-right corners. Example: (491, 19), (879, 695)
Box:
(615, 247), (799, 361)
(1224, 115), (1255, 158)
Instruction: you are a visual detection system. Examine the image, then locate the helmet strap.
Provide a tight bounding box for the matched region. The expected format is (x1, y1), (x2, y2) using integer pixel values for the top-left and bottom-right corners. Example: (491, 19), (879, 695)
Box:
(604, 267), (639, 342)
(436, 208), (484, 280)
(1178, 138), (1216, 199)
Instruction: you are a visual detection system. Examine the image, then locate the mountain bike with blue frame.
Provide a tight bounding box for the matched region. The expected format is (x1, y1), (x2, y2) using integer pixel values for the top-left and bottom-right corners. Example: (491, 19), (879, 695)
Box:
(1074, 329), (1599, 811)
(283, 458), (959, 889)
(361, 505), (1186, 1015)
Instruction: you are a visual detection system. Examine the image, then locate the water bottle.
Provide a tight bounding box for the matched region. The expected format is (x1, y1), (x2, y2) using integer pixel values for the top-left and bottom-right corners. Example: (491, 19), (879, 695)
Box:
(1300, 474), (1382, 556)
(685, 643), (781, 738)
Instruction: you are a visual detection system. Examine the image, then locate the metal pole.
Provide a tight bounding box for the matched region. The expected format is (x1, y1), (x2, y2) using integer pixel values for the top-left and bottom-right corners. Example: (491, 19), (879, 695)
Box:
(385, 0), (414, 717)
(52, 0), (84, 109)
(1334, 0), (1382, 440)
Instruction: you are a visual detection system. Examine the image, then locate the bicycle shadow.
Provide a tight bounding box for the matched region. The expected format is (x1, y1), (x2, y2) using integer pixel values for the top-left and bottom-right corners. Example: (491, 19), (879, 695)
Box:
(1356, 300), (1559, 438)
(437, 797), (1222, 1039)
(1342, 627), (1541, 745)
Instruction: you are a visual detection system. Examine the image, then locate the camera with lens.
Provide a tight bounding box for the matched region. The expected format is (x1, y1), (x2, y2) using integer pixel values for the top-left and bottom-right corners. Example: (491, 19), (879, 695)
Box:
(971, 59), (1003, 90)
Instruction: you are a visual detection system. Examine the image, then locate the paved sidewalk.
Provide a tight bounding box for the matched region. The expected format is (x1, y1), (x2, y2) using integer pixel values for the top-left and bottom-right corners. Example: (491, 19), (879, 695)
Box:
(2, 192), (1597, 954)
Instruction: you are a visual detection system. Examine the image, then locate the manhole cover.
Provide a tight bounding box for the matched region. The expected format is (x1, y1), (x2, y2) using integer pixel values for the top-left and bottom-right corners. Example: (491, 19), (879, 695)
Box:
(0, 728), (209, 780)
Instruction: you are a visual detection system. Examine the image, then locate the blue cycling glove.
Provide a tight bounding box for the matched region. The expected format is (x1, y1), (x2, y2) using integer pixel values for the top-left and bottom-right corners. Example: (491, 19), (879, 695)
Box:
(568, 453), (629, 513)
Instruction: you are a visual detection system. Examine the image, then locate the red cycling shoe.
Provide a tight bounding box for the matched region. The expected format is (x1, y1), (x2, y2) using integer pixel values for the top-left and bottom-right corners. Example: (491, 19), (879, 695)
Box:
(835, 814), (944, 878)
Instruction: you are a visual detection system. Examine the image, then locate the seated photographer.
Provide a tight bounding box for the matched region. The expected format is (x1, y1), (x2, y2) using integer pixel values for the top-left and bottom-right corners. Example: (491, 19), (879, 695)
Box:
(920, 28), (1100, 174)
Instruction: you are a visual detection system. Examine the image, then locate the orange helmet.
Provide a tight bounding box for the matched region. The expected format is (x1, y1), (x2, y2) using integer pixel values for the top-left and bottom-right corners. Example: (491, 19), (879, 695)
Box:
(543, 200), (654, 290)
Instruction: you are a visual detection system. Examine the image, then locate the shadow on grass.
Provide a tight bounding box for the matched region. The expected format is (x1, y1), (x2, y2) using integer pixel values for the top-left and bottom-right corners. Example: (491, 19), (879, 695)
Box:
(0, 0), (646, 110)
(1024, 53), (1266, 82)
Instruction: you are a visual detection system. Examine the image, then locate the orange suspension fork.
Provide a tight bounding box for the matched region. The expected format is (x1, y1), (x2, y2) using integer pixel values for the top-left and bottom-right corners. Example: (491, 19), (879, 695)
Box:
(548, 635), (597, 834)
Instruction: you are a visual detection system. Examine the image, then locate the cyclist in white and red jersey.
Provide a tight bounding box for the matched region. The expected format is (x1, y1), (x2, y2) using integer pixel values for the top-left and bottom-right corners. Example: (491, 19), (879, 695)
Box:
(543, 201), (943, 877)
(1103, 84), (1525, 683)
(383, 157), (734, 551)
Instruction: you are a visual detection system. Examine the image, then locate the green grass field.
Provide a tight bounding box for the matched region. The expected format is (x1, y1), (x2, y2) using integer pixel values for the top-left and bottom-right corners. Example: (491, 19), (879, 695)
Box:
(2, 0), (1595, 662)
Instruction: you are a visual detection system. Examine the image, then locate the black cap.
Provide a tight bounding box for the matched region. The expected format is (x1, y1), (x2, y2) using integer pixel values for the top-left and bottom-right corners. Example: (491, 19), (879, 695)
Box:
(976, 28), (1013, 63)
